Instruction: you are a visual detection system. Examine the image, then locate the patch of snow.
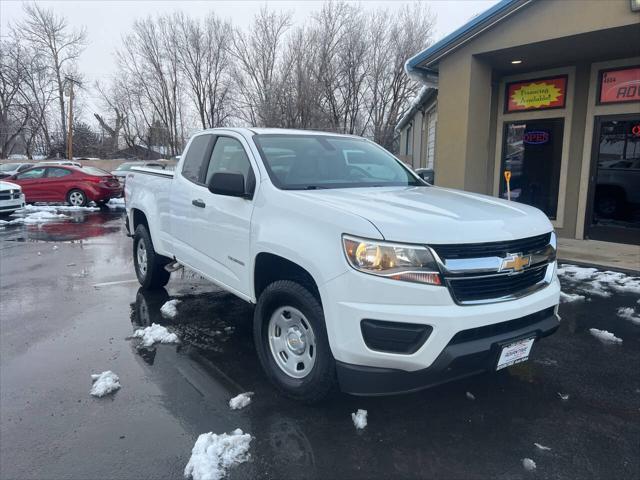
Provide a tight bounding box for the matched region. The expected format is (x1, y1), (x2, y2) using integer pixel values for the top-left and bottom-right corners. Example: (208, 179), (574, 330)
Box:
(7, 210), (69, 225)
(107, 197), (125, 208)
(560, 291), (585, 303)
(617, 307), (640, 325)
(37, 251), (41, 256)
(466, 391), (476, 400)
(160, 299), (181, 319)
(132, 323), (179, 347)
(351, 409), (368, 430)
(20, 203), (99, 213)
(557, 264), (640, 296)
(589, 328), (622, 344)
(183, 429), (252, 480)
(522, 458), (536, 471)
(535, 358), (558, 366)
(557, 392), (570, 401)
(228, 392), (253, 410)
(52, 245), (58, 250)
(534, 442), (552, 451)
(90, 371), (121, 397)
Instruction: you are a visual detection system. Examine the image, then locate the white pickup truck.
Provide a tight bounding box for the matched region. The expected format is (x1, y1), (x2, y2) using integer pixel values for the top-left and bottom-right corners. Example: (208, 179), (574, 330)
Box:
(125, 128), (560, 402)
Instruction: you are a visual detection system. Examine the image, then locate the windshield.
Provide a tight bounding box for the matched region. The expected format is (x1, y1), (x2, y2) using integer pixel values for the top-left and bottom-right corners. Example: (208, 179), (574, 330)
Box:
(0, 163), (20, 172)
(253, 134), (424, 190)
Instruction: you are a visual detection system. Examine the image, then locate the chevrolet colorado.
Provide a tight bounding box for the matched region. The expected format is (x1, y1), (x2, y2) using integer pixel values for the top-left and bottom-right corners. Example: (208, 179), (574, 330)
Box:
(125, 128), (560, 402)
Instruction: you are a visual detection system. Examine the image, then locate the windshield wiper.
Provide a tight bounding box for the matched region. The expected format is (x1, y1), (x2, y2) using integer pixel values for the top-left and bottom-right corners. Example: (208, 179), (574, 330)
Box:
(303, 185), (328, 190)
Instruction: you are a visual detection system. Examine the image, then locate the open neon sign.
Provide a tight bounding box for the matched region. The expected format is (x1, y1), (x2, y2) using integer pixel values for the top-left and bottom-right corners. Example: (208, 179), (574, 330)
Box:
(523, 130), (549, 145)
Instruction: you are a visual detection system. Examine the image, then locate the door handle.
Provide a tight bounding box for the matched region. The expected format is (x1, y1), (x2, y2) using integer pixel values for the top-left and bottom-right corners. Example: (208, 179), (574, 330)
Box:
(192, 199), (206, 208)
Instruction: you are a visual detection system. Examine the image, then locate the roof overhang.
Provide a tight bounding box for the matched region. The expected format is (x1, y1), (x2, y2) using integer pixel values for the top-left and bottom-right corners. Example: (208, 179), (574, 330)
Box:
(405, 0), (533, 77)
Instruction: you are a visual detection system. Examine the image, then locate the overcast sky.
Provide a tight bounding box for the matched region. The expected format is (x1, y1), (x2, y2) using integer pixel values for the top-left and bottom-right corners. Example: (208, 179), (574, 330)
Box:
(1, 0), (498, 118)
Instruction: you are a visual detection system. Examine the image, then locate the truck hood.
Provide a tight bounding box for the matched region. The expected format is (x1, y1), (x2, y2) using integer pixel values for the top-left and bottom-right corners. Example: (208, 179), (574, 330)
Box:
(294, 186), (552, 244)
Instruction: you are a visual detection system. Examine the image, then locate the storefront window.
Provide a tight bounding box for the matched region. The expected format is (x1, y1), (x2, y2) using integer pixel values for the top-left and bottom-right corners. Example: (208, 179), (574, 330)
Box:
(587, 117), (640, 244)
(500, 118), (564, 218)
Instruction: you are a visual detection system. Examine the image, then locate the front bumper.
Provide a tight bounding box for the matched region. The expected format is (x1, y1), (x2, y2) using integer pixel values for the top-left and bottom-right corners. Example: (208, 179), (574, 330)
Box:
(0, 194), (25, 213)
(320, 264), (560, 386)
(336, 306), (559, 395)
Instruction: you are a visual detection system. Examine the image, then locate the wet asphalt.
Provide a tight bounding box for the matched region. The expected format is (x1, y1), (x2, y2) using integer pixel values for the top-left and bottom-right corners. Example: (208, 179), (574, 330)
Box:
(0, 208), (639, 480)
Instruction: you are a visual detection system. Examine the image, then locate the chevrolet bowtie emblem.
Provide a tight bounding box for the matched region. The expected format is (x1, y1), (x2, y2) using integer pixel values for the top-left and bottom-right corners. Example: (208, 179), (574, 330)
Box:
(500, 253), (531, 272)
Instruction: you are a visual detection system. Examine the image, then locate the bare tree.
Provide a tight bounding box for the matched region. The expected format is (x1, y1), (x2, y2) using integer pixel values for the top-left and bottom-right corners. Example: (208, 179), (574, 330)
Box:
(230, 7), (292, 126)
(175, 12), (235, 129)
(16, 3), (87, 156)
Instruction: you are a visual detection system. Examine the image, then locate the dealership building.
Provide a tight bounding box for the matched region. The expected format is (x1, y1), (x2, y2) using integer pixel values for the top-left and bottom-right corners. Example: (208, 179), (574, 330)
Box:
(398, 0), (639, 246)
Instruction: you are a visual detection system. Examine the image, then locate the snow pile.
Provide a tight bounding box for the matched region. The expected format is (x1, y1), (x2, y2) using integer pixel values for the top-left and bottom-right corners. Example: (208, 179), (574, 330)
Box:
(229, 392), (253, 410)
(466, 391), (476, 400)
(6, 210), (69, 225)
(589, 328), (622, 344)
(557, 392), (570, 401)
(617, 307), (640, 325)
(132, 323), (179, 347)
(534, 443), (552, 451)
(522, 458), (536, 471)
(107, 197), (125, 208)
(90, 371), (121, 397)
(560, 291), (585, 303)
(21, 204), (99, 213)
(557, 264), (640, 297)
(160, 299), (181, 319)
(351, 409), (368, 430)
(184, 429), (252, 480)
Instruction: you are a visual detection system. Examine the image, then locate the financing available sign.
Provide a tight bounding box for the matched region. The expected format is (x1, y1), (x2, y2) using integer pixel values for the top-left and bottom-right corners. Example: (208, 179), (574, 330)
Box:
(506, 76), (567, 113)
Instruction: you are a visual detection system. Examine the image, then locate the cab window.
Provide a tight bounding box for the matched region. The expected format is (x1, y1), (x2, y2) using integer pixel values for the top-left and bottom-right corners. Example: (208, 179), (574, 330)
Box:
(205, 137), (253, 187)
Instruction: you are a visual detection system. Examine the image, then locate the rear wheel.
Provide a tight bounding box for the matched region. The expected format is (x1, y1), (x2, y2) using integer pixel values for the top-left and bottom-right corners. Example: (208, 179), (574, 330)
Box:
(67, 189), (87, 207)
(254, 280), (336, 403)
(133, 224), (171, 289)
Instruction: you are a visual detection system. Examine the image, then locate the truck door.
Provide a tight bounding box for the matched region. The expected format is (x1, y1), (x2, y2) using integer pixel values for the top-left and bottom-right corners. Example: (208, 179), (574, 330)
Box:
(169, 133), (215, 266)
(191, 134), (256, 297)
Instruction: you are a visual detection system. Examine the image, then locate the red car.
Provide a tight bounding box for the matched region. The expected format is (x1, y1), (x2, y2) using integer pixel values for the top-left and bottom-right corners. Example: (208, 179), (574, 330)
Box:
(9, 165), (123, 206)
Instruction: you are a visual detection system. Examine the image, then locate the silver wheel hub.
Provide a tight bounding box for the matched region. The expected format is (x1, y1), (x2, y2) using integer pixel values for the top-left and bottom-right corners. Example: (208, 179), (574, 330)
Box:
(268, 306), (316, 379)
(69, 191), (84, 206)
(137, 239), (147, 278)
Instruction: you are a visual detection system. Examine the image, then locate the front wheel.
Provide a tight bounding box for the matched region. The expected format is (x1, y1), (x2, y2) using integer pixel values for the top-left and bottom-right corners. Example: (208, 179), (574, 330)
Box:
(133, 224), (171, 290)
(254, 280), (336, 403)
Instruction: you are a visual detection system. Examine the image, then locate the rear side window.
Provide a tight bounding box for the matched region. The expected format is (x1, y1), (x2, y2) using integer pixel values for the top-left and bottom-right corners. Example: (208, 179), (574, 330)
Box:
(47, 168), (71, 178)
(81, 167), (109, 176)
(182, 134), (214, 184)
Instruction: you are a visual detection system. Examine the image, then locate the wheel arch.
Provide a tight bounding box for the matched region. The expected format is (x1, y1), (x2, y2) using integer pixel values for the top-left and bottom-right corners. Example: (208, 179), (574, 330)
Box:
(254, 252), (321, 305)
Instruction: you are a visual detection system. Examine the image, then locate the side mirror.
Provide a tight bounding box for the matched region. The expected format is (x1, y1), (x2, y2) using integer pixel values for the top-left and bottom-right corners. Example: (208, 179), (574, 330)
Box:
(208, 172), (247, 198)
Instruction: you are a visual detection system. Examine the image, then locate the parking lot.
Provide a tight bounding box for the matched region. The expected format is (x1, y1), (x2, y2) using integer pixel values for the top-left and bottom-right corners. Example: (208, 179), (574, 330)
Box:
(1, 207), (639, 480)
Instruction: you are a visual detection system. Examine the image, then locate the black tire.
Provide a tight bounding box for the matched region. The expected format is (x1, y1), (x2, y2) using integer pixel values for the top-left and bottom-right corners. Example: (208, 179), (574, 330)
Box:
(66, 188), (87, 207)
(254, 280), (336, 403)
(133, 224), (171, 290)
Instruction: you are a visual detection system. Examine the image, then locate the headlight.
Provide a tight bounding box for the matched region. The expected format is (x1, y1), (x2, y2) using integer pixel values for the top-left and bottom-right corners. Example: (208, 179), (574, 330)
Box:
(342, 235), (442, 285)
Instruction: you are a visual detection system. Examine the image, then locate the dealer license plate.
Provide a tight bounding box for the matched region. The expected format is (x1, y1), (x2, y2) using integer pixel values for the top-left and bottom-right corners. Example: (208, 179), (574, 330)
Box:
(496, 337), (535, 370)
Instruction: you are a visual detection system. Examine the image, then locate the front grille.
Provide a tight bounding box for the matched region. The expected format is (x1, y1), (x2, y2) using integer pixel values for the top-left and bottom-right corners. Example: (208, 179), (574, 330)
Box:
(447, 265), (547, 303)
(431, 233), (551, 259)
(449, 307), (555, 344)
(0, 191), (20, 200)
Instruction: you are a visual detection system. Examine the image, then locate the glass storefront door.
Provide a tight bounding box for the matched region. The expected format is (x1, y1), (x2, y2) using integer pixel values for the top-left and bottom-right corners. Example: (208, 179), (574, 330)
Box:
(500, 118), (564, 218)
(586, 115), (640, 245)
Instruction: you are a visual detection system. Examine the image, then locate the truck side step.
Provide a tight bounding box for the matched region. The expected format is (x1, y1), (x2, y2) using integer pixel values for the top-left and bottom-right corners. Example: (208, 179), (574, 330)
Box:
(164, 261), (184, 273)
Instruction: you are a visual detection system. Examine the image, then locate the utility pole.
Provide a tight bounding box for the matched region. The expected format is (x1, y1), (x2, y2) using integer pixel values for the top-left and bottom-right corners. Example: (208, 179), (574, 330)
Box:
(64, 76), (81, 160)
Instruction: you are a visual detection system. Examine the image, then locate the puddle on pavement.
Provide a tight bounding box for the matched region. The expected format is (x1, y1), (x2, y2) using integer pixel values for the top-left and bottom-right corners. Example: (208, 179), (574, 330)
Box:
(1, 209), (124, 242)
